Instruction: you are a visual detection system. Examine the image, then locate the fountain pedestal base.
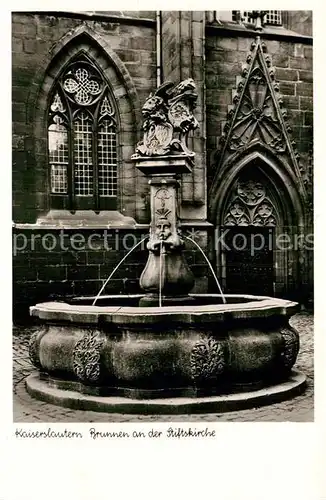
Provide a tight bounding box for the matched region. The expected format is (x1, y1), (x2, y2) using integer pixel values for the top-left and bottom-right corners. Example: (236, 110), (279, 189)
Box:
(134, 156), (195, 302)
(25, 370), (306, 414)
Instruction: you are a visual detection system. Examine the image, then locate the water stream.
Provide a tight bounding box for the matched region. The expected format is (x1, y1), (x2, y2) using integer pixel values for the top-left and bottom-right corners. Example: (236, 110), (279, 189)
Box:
(159, 240), (163, 307)
(92, 235), (149, 306)
(185, 235), (226, 304)
(92, 234), (226, 307)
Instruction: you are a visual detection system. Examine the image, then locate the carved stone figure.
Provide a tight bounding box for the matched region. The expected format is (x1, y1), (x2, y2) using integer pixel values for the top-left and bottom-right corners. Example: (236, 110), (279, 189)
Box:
(132, 79), (199, 158)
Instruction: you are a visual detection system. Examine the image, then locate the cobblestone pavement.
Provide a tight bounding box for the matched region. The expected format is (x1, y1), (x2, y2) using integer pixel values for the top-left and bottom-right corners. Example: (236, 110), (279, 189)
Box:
(13, 312), (314, 422)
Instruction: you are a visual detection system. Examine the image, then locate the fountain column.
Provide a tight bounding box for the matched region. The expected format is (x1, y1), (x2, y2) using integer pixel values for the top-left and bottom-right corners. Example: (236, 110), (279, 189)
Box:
(134, 156), (195, 306)
(131, 79), (199, 306)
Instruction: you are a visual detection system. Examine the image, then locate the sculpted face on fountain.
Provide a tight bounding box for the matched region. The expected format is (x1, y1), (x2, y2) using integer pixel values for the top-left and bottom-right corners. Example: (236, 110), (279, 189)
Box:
(147, 218), (183, 253)
(156, 218), (172, 241)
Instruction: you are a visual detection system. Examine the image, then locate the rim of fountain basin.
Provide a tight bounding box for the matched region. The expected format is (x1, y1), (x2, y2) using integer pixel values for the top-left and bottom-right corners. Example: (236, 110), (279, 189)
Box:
(30, 294), (299, 325)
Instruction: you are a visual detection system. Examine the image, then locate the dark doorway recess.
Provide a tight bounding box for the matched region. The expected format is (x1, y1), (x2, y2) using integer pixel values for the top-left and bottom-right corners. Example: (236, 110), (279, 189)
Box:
(223, 226), (274, 296)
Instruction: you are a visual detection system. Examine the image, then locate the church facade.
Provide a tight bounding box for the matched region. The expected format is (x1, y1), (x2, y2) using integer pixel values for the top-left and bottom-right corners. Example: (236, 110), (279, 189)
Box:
(12, 11), (313, 315)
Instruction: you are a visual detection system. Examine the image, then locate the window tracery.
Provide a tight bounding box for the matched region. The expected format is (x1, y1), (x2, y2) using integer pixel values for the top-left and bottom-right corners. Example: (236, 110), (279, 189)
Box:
(223, 178), (277, 227)
(48, 56), (118, 210)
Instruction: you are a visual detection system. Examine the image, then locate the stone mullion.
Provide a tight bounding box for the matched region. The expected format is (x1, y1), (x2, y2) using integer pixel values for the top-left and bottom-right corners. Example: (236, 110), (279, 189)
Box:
(93, 108), (99, 212)
(67, 98), (75, 212)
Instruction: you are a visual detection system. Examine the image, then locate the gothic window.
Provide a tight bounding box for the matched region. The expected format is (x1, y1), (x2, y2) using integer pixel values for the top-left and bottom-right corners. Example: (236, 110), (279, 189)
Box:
(208, 11), (282, 26)
(264, 11), (282, 26)
(235, 11), (282, 25)
(48, 56), (118, 211)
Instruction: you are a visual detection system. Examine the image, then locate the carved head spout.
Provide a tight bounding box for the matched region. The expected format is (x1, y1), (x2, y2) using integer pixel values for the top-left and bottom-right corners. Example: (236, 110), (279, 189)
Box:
(149, 218), (183, 253)
(155, 218), (172, 241)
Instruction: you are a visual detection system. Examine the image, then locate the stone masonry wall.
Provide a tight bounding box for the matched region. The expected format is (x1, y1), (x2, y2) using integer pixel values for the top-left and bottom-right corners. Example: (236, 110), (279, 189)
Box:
(159, 11), (210, 295)
(161, 11), (207, 221)
(13, 228), (148, 314)
(286, 11), (313, 37)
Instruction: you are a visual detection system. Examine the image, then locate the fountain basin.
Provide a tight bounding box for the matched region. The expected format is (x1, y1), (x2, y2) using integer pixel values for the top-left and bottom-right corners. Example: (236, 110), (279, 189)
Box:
(27, 294), (304, 407)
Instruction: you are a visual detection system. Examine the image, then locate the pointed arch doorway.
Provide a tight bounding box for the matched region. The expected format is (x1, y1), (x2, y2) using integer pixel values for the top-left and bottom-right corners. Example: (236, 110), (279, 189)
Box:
(212, 152), (304, 298)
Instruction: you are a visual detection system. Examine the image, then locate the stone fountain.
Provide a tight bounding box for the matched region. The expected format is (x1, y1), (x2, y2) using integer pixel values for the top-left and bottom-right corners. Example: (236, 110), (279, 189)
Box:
(26, 79), (306, 414)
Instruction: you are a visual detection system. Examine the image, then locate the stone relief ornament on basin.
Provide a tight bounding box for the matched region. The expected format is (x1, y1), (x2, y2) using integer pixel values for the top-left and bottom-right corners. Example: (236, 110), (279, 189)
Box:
(26, 78), (306, 415)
